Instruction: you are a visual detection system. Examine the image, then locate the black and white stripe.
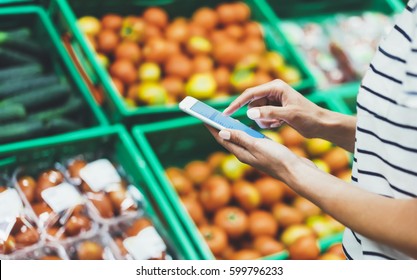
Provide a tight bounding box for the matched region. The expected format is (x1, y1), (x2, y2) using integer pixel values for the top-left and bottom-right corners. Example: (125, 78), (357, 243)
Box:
(344, 1), (417, 260)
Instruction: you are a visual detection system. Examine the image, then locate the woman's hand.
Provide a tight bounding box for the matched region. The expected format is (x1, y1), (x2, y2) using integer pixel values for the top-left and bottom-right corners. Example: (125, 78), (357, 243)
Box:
(224, 79), (357, 152)
(206, 125), (304, 184)
(223, 79), (324, 138)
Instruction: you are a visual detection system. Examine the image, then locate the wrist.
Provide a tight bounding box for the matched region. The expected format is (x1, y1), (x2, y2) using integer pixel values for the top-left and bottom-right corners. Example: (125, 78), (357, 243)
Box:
(278, 153), (305, 190)
(314, 107), (335, 139)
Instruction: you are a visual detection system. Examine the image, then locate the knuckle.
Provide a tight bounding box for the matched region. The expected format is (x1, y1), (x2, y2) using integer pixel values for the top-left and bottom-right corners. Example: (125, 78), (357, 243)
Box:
(273, 79), (283, 86)
(274, 79), (289, 90)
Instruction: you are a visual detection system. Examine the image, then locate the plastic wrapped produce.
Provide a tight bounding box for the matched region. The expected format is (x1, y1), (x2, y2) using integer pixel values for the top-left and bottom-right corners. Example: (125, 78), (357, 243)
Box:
(0, 180), (40, 257)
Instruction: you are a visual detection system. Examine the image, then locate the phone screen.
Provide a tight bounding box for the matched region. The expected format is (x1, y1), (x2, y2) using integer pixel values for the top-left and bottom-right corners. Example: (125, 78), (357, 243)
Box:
(190, 100), (266, 139)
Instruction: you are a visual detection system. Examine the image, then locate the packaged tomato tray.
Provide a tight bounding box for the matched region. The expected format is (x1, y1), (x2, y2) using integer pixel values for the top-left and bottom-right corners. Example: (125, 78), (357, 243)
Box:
(65, 158), (140, 223)
(108, 215), (171, 260)
(63, 231), (120, 260)
(14, 167), (98, 243)
(0, 179), (41, 258)
(9, 242), (70, 260)
(0, 156), (171, 260)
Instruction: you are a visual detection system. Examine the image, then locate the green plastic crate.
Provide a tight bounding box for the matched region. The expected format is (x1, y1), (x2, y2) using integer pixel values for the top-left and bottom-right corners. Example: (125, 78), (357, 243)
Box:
(258, 0), (405, 95)
(0, 125), (198, 260)
(259, 0), (404, 19)
(0, 0), (38, 6)
(49, 0), (315, 124)
(132, 97), (344, 260)
(0, 6), (108, 149)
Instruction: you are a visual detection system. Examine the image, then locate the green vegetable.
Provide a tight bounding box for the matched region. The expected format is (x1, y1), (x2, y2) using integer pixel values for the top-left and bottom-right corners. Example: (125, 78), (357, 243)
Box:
(0, 74), (59, 98)
(0, 28), (31, 44)
(0, 103), (26, 123)
(0, 47), (38, 65)
(1, 40), (45, 60)
(29, 97), (83, 120)
(0, 83), (71, 110)
(46, 118), (82, 133)
(0, 117), (82, 144)
(0, 63), (43, 81)
(0, 119), (45, 143)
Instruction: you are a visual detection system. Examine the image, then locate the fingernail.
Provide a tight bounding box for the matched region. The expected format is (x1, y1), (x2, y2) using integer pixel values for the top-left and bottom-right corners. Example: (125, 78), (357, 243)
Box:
(247, 108), (260, 119)
(270, 123), (281, 128)
(219, 130), (231, 140)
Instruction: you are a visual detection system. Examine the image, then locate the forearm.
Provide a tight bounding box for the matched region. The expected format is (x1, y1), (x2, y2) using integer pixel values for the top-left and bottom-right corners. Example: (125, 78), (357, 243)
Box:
(284, 159), (417, 259)
(314, 108), (357, 153)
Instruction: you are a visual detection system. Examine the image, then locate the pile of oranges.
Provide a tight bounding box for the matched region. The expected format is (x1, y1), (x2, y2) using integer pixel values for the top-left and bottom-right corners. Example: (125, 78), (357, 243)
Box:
(165, 125), (350, 260)
(77, 2), (302, 107)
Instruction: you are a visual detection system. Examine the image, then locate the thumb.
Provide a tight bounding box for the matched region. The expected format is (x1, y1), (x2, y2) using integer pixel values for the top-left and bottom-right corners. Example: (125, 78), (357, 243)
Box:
(247, 106), (288, 121)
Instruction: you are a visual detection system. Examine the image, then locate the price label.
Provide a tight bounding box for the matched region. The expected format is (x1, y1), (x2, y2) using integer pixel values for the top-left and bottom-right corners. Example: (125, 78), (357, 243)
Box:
(0, 189), (23, 241)
(79, 159), (121, 192)
(41, 182), (83, 213)
(123, 226), (166, 260)
(0, 189), (23, 220)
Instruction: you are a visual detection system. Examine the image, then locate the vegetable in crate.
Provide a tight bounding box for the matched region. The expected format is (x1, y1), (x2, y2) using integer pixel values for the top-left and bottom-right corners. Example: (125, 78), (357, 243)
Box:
(16, 169), (93, 240)
(9, 243), (69, 260)
(65, 233), (118, 260)
(164, 125), (348, 259)
(67, 158), (138, 220)
(0, 118), (82, 144)
(0, 186), (40, 256)
(0, 27), (91, 144)
(109, 216), (169, 260)
(0, 74), (58, 99)
(77, 1), (302, 107)
(0, 28), (45, 60)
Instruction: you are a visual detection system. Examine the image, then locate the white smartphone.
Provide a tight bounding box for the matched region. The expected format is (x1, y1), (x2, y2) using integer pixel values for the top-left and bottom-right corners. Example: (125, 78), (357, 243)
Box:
(179, 96), (266, 139)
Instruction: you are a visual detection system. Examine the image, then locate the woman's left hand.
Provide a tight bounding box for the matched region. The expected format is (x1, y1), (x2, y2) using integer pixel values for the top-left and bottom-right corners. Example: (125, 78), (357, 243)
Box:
(206, 125), (303, 183)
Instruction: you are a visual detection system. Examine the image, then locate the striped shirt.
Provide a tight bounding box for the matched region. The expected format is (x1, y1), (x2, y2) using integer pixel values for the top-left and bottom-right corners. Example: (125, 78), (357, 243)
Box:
(343, 0), (417, 260)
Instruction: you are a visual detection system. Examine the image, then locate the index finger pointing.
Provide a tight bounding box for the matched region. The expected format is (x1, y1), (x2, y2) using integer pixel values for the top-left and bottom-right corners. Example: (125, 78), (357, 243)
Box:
(223, 80), (279, 115)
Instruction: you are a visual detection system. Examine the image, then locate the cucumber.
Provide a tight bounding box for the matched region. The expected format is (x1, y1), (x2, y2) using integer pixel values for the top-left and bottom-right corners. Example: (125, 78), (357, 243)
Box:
(0, 103), (26, 123)
(0, 83), (71, 110)
(0, 117), (82, 144)
(46, 118), (82, 133)
(28, 97), (83, 120)
(0, 28), (31, 44)
(0, 63), (43, 81)
(0, 119), (45, 144)
(0, 47), (39, 65)
(0, 74), (59, 98)
(1, 39), (45, 60)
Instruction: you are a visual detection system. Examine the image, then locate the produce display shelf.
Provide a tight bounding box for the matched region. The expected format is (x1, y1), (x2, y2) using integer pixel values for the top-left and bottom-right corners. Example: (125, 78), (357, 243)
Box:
(132, 95), (346, 260)
(49, 0), (316, 125)
(0, 5), (109, 151)
(0, 125), (199, 260)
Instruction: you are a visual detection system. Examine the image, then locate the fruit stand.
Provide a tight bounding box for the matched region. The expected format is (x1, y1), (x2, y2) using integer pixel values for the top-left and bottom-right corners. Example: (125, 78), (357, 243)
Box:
(0, 0), (405, 260)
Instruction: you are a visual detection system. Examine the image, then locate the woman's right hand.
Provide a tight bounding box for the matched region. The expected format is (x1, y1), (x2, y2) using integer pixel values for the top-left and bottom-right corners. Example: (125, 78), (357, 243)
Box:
(223, 79), (325, 139)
